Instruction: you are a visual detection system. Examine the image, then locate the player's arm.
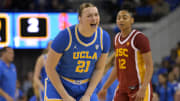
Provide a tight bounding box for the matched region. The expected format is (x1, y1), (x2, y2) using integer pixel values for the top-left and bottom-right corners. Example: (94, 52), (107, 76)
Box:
(33, 55), (44, 91)
(84, 53), (109, 97)
(133, 33), (154, 101)
(141, 51), (154, 90)
(134, 51), (154, 101)
(98, 32), (117, 100)
(101, 54), (116, 90)
(0, 89), (13, 101)
(135, 34), (154, 89)
(45, 29), (75, 100)
(45, 49), (70, 98)
(97, 59), (117, 101)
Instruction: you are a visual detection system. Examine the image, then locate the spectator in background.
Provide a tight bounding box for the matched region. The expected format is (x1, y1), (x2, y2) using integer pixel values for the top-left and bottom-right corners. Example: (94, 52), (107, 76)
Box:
(170, 65), (180, 94)
(0, 47), (17, 101)
(172, 65), (180, 82)
(168, 70), (179, 93)
(156, 73), (175, 101)
(152, 58), (171, 85)
(165, 48), (177, 66)
(22, 71), (33, 96)
(160, 57), (173, 72)
(165, 0), (180, 11)
(15, 80), (25, 101)
(152, 0), (170, 17)
(168, 71), (177, 85)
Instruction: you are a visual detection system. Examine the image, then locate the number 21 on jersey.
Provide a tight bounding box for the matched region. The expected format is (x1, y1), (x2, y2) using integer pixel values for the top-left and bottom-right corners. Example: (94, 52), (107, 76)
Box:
(75, 60), (90, 73)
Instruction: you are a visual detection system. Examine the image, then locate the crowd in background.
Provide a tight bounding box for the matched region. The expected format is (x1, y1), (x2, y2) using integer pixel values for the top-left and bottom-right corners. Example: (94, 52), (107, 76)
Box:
(0, 0), (180, 22)
(151, 42), (180, 101)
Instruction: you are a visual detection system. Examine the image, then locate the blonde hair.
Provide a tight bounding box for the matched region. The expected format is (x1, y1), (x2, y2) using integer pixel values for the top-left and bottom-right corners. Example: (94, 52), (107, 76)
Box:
(78, 3), (95, 17)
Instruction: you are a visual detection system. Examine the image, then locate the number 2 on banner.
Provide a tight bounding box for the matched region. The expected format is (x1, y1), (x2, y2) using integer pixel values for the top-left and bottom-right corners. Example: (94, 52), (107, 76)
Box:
(27, 18), (39, 33)
(76, 60), (90, 73)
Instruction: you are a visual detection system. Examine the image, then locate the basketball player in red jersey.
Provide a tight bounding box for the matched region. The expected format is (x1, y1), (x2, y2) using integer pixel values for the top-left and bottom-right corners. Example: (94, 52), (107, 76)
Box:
(98, 9), (154, 101)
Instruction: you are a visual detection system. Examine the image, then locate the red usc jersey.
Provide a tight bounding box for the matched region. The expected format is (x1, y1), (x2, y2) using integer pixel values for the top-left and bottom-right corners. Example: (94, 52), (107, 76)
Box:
(114, 29), (150, 89)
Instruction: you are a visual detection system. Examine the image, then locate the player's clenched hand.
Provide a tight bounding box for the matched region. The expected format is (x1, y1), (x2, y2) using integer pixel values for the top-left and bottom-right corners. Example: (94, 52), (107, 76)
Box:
(62, 95), (76, 101)
(133, 87), (146, 101)
(97, 88), (107, 101)
(79, 95), (91, 101)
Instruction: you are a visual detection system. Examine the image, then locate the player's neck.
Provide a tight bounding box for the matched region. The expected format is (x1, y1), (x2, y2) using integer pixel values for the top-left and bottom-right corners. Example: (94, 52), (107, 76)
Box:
(77, 24), (95, 37)
(121, 28), (132, 38)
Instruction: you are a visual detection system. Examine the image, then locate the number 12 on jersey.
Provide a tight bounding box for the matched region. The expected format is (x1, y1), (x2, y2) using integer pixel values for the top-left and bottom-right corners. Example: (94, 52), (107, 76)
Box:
(118, 59), (127, 69)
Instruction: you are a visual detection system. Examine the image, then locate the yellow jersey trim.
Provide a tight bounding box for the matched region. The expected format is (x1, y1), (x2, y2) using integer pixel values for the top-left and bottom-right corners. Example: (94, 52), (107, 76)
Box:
(75, 25), (97, 47)
(44, 78), (63, 101)
(61, 76), (89, 85)
(44, 78), (48, 101)
(65, 27), (72, 51)
(100, 27), (103, 51)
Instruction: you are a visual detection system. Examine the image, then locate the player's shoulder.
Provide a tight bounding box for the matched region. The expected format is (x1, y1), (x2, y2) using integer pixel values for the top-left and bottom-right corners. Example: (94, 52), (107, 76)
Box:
(68, 24), (76, 30)
(8, 63), (16, 71)
(59, 27), (70, 34)
(134, 29), (146, 36)
(98, 27), (108, 34)
(134, 29), (148, 39)
(61, 25), (76, 35)
(57, 25), (76, 38)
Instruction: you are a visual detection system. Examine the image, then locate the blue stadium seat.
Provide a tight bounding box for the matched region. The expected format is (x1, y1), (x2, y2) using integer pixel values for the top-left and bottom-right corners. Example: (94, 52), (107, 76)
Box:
(136, 6), (153, 16)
